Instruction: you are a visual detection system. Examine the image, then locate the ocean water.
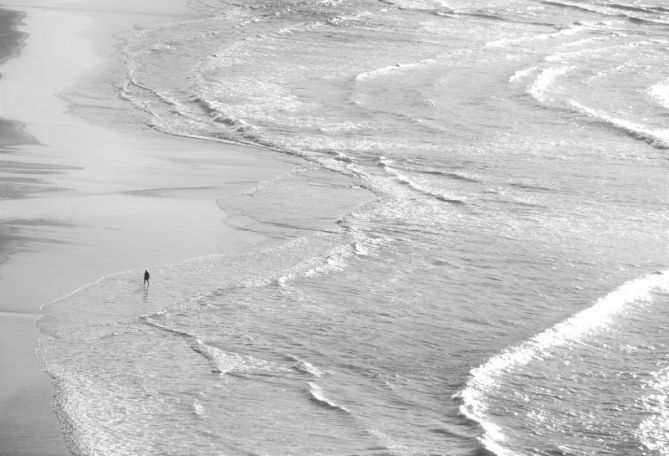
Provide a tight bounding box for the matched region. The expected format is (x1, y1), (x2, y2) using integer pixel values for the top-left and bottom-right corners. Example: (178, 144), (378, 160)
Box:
(37, 0), (669, 455)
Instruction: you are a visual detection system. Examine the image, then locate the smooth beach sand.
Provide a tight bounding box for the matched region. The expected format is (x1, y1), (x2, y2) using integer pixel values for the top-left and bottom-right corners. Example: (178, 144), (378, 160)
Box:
(0, 1), (299, 454)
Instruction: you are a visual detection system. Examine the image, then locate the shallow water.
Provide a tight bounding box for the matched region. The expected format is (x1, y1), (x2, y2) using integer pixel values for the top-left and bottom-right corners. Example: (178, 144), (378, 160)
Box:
(39, 0), (669, 454)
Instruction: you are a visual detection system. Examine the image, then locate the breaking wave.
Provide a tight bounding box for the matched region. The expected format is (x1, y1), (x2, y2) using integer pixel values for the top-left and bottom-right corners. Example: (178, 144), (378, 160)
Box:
(456, 270), (669, 455)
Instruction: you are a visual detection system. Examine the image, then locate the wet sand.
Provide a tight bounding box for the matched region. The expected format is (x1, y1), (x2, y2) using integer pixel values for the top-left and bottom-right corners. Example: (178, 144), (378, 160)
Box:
(0, 2), (299, 454)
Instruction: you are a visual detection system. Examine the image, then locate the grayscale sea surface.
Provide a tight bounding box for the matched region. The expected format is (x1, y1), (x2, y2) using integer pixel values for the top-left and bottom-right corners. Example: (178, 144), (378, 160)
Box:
(38, 1), (669, 454)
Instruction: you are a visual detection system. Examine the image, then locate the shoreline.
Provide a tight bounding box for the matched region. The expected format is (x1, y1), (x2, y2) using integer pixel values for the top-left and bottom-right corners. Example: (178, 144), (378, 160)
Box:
(0, 2), (302, 454)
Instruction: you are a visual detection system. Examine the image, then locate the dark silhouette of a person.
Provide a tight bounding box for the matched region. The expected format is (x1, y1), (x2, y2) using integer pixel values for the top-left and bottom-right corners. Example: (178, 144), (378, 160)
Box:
(144, 269), (150, 287)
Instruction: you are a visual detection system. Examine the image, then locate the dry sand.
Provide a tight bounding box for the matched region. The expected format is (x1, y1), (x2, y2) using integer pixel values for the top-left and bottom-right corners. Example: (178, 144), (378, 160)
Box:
(0, 1), (299, 454)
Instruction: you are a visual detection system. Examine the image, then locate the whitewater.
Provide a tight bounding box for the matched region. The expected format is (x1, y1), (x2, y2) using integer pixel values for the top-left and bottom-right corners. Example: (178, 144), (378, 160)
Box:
(37, 0), (669, 455)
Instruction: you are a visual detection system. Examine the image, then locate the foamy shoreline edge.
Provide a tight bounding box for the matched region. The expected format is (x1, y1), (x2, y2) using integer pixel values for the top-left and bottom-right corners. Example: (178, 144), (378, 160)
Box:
(0, 1), (301, 454)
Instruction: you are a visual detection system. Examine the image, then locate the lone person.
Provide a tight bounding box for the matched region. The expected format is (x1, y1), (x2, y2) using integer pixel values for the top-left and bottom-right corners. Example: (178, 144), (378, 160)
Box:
(144, 269), (150, 287)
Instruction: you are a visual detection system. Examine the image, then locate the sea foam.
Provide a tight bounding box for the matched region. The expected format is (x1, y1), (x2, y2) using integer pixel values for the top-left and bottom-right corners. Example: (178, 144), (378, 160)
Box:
(528, 66), (573, 104)
(648, 79), (669, 110)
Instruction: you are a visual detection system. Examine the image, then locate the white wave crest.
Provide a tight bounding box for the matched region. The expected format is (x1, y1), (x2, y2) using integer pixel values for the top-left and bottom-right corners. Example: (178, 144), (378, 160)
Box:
(457, 270), (669, 456)
(509, 66), (537, 83)
(289, 355), (324, 377)
(570, 100), (669, 149)
(192, 339), (282, 376)
(307, 382), (349, 413)
(379, 158), (465, 205)
(528, 66), (573, 103)
(649, 79), (669, 110)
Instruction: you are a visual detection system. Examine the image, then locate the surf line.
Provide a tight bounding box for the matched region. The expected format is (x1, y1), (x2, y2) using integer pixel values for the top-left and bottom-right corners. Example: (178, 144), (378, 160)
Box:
(454, 269), (669, 456)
